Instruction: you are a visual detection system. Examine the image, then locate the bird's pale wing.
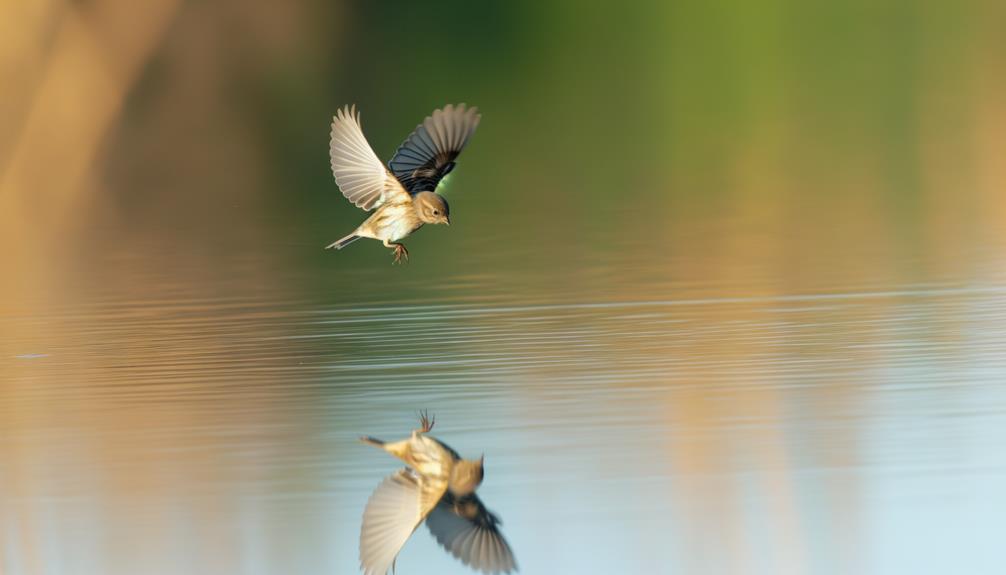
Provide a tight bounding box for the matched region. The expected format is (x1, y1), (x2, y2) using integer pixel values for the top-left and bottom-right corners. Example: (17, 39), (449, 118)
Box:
(388, 103), (481, 193)
(360, 469), (448, 575)
(330, 105), (410, 211)
(425, 493), (517, 574)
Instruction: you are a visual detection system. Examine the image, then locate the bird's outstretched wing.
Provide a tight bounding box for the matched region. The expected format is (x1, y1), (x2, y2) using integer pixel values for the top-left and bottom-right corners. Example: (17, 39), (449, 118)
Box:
(330, 105), (410, 211)
(388, 104), (481, 193)
(359, 468), (448, 575)
(425, 493), (517, 574)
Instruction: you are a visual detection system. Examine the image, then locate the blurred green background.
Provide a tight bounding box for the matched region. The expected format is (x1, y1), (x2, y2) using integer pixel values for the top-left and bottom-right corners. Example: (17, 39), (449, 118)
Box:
(3, 0), (1004, 304)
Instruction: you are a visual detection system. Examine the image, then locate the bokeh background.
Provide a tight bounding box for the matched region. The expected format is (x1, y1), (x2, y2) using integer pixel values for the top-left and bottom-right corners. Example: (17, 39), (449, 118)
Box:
(3, 1), (1006, 574)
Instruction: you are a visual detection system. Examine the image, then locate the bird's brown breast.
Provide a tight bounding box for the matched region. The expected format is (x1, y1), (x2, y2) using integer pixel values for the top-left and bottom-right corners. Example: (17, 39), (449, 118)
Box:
(360, 203), (423, 241)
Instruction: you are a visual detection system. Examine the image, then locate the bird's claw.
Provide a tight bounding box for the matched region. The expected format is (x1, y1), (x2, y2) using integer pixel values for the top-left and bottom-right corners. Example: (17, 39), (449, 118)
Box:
(418, 410), (435, 433)
(391, 243), (409, 265)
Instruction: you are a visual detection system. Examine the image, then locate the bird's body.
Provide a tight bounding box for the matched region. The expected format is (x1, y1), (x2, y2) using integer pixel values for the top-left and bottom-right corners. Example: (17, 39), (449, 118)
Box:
(326, 104), (480, 263)
(359, 202), (424, 245)
(331, 199), (423, 251)
(358, 413), (516, 575)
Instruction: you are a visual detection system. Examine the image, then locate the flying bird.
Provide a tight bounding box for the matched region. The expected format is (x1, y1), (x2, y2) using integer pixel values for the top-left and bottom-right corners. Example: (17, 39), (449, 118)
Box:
(326, 104), (481, 263)
(358, 412), (517, 575)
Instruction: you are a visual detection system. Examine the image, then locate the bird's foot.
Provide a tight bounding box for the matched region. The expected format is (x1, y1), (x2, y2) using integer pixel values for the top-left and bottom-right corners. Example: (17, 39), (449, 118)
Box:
(417, 410), (435, 433)
(391, 243), (409, 264)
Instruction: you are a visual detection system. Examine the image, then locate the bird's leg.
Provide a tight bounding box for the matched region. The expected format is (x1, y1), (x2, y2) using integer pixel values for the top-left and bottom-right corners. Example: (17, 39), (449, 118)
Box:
(417, 410), (435, 433)
(383, 240), (409, 264)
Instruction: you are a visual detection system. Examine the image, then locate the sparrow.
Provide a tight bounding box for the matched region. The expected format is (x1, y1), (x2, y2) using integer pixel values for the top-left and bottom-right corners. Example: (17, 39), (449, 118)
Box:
(358, 411), (517, 575)
(326, 104), (481, 263)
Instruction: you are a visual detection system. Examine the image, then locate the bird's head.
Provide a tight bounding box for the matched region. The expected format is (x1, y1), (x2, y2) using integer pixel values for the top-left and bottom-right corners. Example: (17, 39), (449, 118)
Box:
(449, 455), (485, 495)
(414, 191), (451, 226)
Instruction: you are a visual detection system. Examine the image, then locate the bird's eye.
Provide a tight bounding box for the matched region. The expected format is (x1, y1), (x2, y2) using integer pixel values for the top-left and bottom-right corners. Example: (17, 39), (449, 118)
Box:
(432, 210), (439, 216)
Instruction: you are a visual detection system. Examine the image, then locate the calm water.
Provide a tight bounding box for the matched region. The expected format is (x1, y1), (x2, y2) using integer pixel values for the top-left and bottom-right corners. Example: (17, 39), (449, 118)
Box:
(4, 212), (1006, 574)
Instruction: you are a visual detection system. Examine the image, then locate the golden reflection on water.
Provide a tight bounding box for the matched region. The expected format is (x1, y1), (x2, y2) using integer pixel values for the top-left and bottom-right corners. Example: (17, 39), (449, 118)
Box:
(4, 248), (1006, 574)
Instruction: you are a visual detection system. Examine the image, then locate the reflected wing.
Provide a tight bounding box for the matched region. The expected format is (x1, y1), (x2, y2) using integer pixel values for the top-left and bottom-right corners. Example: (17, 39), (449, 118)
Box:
(330, 105), (410, 211)
(425, 493), (517, 574)
(359, 469), (448, 575)
(388, 103), (481, 193)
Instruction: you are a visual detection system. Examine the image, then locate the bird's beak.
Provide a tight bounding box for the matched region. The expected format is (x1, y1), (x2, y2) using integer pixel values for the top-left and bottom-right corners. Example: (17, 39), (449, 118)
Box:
(445, 217), (451, 226)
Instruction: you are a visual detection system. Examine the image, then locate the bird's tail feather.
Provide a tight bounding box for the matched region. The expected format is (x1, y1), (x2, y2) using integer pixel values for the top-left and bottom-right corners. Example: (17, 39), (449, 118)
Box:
(359, 436), (385, 447)
(326, 233), (360, 250)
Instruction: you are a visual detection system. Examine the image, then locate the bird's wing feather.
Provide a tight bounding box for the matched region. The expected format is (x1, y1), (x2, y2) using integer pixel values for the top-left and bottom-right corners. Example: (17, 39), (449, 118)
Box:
(388, 103), (481, 193)
(359, 469), (447, 575)
(425, 493), (517, 574)
(330, 105), (410, 211)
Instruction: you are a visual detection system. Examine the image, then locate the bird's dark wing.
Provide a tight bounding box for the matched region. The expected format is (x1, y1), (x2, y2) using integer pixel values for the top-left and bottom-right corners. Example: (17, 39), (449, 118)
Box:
(330, 105), (410, 211)
(425, 492), (517, 574)
(359, 468), (448, 575)
(388, 104), (481, 193)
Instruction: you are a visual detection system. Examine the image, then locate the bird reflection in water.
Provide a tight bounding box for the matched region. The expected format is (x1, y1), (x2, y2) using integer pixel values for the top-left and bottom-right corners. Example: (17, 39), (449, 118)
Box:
(358, 412), (517, 574)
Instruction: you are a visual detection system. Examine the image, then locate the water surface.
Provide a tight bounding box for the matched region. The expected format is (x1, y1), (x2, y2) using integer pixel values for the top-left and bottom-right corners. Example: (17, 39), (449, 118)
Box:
(4, 212), (1006, 574)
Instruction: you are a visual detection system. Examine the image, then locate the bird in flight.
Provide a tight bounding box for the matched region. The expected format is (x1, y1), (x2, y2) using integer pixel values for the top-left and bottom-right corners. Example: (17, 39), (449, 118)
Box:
(358, 412), (517, 574)
(326, 104), (481, 263)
